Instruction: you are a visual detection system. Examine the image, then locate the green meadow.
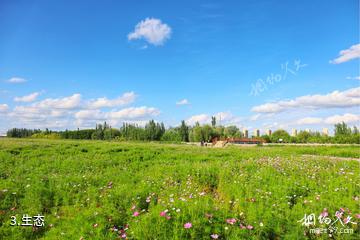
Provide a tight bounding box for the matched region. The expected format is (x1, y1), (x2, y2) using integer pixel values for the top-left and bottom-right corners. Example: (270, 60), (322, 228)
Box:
(0, 138), (359, 239)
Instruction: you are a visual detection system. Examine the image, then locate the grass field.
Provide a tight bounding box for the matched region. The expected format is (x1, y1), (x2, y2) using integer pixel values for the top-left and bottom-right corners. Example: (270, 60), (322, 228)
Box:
(0, 139), (359, 239)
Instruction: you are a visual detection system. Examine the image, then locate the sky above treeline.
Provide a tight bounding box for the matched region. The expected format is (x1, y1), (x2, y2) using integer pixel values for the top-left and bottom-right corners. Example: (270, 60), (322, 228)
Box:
(0, 0), (359, 135)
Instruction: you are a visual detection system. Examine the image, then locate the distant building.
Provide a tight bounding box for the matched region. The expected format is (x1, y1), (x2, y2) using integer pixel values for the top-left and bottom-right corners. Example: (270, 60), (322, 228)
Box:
(266, 129), (272, 136)
(242, 129), (248, 138)
(291, 129), (298, 137)
(322, 128), (329, 136)
(253, 129), (260, 137)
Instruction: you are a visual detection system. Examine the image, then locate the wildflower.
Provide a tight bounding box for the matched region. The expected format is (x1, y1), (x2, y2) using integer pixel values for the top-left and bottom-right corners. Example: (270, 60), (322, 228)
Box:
(259, 222), (264, 227)
(320, 209), (328, 217)
(146, 198), (151, 203)
(131, 205), (136, 210)
(210, 234), (219, 239)
(176, 208), (181, 212)
(239, 224), (246, 229)
(160, 211), (166, 217)
(355, 214), (360, 219)
(133, 211), (139, 217)
(166, 216), (171, 220)
(120, 233), (126, 239)
(226, 218), (236, 225)
(247, 225), (254, 230)
(184, 222), (192, 229)
(93, 223), (98, 228)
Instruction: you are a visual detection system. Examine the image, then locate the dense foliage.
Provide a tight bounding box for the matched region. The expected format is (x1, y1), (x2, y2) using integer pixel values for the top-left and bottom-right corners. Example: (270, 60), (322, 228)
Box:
(6, 120), (360, 144)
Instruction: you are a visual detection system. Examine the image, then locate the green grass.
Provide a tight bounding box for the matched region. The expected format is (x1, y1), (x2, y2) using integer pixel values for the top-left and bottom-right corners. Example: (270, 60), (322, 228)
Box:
(0, 138), (359, 239)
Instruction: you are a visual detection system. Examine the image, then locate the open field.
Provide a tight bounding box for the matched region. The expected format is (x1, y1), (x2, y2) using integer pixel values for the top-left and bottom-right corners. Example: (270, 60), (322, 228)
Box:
(0, 139), (359, 239)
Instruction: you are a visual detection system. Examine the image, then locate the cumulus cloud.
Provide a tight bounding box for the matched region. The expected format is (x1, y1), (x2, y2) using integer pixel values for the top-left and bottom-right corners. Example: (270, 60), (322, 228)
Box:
(186, 114), (209, 125)
(33, 94), (82, 110)
(14, 92), (40, 102)
(176, 99), (190, 106)
(295, 114), (360, 125)
(107, 106), (160, 120)
(330, 43), (360, 64)
(88, 92), (136, 109)
(128, 18), (171, 46)
(296, 117), (323, 125)
(186, 111), (242, 126)
(324, 113), (360, 125)
(252, 87), (360, 113)
(7, 77), (27, 83)
(0, 104), (8, 112)
(346, 76), (360, 80)
(1, 90), (161, 133)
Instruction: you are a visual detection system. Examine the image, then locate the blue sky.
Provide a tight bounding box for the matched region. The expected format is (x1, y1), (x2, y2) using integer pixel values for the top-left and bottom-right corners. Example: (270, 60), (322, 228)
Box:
(0, 0), (359, 135)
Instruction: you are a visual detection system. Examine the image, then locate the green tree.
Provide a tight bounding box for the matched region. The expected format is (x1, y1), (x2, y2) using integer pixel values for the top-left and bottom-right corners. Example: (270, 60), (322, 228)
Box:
(271, 129), (290, 143)
(211, 116), (216, 127)
(179, 120), (189, 142)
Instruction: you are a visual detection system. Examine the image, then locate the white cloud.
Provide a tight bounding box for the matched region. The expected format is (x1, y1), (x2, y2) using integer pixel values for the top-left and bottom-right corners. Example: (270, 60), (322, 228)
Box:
(128, 18), (171, 46)
(330, 43), (360, 64)
(88, 92), (136, 109)
(296, 117), (322, 125)
(0, 104), (8, 112)
(7, 77), (27, 83)
(107, 106), (160, 120)
(33, 94), (82, 110)
(252, 87), (360, 113)
(294, 114), (360, 126)
(186, 114), (209, 125)
(14, 92), (40, 102)
(176, 99), (190, 106)
(186, 111), (242, 126)
(74, 106), (160, 121)
(346, 76), (360, 80)
(1, 91), (163, 134)
(324, 113), (360, 125)
(74, 110), (104, 120)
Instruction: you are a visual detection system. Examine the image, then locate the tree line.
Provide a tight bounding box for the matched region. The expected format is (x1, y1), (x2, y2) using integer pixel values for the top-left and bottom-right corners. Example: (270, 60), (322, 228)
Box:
(6, 119), (360, 144)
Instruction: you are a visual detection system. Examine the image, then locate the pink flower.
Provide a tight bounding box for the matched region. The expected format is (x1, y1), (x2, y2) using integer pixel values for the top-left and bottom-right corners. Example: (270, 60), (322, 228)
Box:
(226, 218), (237, 225)
(121, 233), (127, 238)
(335, 211), (343, 218)
(133, 211), (139, 217)
(131, 205), (136, 210)
(320, 210), (328, 217)
(160, 211), (166, 217)
(184, 222), (192, 229)
(93, 223), (98, 228)
(210, 234), (219, 239)
(247, 225), (254, 230)
(166, 216), (171, 220)
(239, 224), (246, 229)
(355, 214), (360, 219)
